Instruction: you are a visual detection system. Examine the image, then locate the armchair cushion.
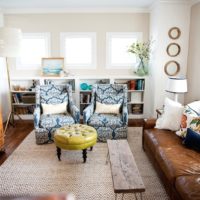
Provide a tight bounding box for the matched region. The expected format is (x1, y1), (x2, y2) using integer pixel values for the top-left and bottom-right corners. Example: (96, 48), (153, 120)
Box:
(88, 113), (123, 128)
(42, 102), (67, 115)
(41, 93), (68, 104)
(95, 84), (125, 104)
(40, 113), (74, 129)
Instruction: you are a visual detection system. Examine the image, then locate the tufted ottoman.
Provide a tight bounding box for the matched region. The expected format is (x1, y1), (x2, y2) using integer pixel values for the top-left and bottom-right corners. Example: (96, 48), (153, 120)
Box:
(54, 124), (97, 163)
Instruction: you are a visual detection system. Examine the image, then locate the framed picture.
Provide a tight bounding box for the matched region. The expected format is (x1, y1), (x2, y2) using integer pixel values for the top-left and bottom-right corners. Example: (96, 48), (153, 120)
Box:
(42, 57), (64, 76)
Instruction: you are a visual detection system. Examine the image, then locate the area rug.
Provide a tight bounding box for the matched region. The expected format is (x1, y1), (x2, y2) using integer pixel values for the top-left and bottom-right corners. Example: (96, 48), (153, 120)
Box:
(0, 128), (169, 200)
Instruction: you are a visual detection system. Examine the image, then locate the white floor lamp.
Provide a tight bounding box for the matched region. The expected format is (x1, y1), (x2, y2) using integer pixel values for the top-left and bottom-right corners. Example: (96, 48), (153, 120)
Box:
(0, 27), (22, 134)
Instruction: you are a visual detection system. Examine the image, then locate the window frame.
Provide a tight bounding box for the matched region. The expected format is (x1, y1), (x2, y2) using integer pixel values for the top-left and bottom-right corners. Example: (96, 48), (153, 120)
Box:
(60, 32), (96, 69)
(106, 32), (143, 69)
(16, 32), (51, 70)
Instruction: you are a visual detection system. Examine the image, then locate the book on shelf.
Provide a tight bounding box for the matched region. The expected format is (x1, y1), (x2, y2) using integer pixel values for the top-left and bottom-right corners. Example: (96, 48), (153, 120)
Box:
(136, 79), (145, 90)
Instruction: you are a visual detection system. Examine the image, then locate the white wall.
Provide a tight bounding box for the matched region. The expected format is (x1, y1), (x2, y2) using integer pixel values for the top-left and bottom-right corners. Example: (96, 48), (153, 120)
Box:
(4, 13), (149, 77)
(149, 1), (191, 116)
(185, 3), (200, 103)
(0, 13), (10, 122)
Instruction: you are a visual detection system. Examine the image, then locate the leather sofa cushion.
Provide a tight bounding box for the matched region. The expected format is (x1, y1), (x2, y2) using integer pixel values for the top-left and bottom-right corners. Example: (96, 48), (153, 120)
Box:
(175, 175), (200, 200)
(144, 129), (200, 183)
(144, 128), (182, 154)
(156, 145), (200, 183)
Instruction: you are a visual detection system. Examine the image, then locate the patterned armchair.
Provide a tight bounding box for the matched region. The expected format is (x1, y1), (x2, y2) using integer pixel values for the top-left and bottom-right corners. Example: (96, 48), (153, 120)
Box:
(34, 84), (80, 144)
(83, 84), (128, 142)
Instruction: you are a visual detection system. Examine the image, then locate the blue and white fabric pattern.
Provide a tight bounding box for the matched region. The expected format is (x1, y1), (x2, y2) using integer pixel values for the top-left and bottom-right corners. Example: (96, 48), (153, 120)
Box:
(83, 84), (128, 142)
(34, 84), (80, 144)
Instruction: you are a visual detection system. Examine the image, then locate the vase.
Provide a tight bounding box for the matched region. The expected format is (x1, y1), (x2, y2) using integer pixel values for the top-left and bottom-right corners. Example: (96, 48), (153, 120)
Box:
(135, 59), (148, 76)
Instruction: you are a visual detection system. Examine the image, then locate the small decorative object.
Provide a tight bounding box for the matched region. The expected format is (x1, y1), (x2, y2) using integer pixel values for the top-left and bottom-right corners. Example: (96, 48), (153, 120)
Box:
(42, 57), (64, 76)
(128, 41), (151, 76)
(166, 43), (181, 57)
(80, 83), (88, 90)
(164, 60), (180, 76)
(168, 27), (181, 40)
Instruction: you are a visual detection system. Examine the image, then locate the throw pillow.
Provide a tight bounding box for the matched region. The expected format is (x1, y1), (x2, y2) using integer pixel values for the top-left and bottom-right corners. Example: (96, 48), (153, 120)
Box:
(176, 104), (199, 138)
(95, 101), (121, 115)
(42, 102), (67, 115)
(183, 128), (200, 151)
(155, 98), (184, 131)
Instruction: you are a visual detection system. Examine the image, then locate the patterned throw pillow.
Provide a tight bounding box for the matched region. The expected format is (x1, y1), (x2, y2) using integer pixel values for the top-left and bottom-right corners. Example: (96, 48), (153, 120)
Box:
(176, 105), (200, 138)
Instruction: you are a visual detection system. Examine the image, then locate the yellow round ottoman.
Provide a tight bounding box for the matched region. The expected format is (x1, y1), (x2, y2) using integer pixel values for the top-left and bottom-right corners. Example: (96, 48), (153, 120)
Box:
(54, 124), (97, 163)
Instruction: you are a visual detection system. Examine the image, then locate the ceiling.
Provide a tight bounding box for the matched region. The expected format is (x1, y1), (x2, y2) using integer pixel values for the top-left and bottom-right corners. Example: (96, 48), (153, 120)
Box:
(0, 0), (156, 9)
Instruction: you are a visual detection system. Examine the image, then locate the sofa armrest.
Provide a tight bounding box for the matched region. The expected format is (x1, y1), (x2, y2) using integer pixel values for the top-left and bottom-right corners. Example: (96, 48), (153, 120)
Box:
(143, 118), (156, 130)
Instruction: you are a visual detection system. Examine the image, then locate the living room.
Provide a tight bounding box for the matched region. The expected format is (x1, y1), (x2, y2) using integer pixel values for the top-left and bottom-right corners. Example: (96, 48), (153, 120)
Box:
(0, 0), (200, 199)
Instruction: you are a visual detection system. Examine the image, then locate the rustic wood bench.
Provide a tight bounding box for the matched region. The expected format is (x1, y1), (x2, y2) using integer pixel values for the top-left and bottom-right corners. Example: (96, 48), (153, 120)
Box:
(107, 140), (145, 200)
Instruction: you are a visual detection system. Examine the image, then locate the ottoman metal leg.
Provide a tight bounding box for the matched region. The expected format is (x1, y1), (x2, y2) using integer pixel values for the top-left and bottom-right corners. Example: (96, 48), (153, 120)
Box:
(82, 149), (87, 163)
(57, 147), (61, 161)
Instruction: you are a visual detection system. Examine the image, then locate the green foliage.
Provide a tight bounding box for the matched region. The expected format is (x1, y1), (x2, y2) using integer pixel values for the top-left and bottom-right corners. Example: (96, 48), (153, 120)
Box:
(128, 41), (151, 61)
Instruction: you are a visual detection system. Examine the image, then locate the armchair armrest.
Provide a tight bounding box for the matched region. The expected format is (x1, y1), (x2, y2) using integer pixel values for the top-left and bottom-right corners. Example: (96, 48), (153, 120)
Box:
(122, 104), (128, 125)
(143, 118), (156, 130)
(69, 103), (80, 123)
(34, 106), (41, 129)
(83, 103), (94, 124)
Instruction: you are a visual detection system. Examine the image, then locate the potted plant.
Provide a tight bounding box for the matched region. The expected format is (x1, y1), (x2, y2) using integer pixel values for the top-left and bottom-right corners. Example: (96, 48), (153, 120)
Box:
(128, 41), (151, 76)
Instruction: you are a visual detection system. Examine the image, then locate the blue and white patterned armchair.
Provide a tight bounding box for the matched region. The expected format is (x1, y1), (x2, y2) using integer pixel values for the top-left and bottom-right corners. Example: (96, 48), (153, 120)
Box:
(34, 84), (80, 144)
(83, 84), (128, 142)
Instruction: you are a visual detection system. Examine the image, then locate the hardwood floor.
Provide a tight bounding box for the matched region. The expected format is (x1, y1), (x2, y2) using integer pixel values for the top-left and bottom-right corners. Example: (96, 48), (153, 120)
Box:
(0, 119), (143, 166)
(0, 120), (33, 166)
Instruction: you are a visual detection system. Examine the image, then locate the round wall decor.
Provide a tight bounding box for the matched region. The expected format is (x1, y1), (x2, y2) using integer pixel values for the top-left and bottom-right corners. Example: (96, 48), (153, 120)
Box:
(164, 60), (180, 76)
(166, 43), (181, 57)
(168, 27), (181, 39)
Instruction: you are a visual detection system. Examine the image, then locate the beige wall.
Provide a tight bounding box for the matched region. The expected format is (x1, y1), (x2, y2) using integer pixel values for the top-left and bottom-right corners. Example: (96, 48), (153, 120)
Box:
(185, 3), (200, 103)
(4, 13), (149, 77)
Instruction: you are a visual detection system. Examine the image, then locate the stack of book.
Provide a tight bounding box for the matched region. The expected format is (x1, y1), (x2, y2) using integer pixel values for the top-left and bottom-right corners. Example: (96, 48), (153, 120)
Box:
(131, 104), (143, 114)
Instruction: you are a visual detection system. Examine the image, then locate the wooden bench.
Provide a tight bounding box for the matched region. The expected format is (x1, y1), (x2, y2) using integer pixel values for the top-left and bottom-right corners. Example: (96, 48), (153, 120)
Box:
(107, 140), (145, 200)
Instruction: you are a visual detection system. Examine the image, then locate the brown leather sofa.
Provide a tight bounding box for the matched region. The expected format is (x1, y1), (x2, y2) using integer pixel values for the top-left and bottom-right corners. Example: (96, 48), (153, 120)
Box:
(143, 119), (200, 200)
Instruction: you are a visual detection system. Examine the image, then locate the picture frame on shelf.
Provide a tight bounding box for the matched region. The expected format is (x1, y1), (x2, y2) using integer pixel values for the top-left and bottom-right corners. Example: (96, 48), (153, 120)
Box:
(42, 57), (64, 76)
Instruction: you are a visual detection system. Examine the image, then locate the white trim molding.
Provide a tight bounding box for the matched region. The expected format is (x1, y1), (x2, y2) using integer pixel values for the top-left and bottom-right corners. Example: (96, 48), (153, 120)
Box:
(2, 7), (150, 14)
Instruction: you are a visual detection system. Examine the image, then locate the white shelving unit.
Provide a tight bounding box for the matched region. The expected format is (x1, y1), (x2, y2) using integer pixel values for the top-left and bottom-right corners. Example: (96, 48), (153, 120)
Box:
(10, 76), (147, 119)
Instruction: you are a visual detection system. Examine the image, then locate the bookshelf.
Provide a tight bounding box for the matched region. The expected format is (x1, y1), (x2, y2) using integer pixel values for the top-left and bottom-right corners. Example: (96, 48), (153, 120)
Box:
(10, 76), (147, 119)
(113, 78), (145, 118)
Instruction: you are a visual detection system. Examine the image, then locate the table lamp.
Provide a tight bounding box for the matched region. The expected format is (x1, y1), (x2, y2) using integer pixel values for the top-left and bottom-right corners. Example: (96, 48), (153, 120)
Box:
(165, 77), (188, 102)
(0, 27), (22, 134)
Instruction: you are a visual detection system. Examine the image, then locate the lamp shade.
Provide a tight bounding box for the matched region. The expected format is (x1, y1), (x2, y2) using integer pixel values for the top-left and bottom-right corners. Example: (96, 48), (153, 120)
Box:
(0, 27), (22, 57)
(166, 77), (188, 93)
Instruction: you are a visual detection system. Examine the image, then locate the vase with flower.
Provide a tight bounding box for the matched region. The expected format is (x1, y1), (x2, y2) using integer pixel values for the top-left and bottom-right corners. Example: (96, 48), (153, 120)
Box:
(128, 41), (151, 76)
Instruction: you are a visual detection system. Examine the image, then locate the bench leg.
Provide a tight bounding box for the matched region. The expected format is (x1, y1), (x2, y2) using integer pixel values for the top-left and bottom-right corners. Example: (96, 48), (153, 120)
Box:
(115, 193), (117, 200)
(121, 193), (124, 200)
(90, 146), (93, 151)
(57, 147), (61, 161)
(82, 149), (87, 163)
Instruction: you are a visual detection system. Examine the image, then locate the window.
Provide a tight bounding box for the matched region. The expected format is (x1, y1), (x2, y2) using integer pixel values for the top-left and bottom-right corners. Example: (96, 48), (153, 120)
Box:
(106, 32), (142, 69)
(16, 33), (50, 69)
(60, 32), (96, 69)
